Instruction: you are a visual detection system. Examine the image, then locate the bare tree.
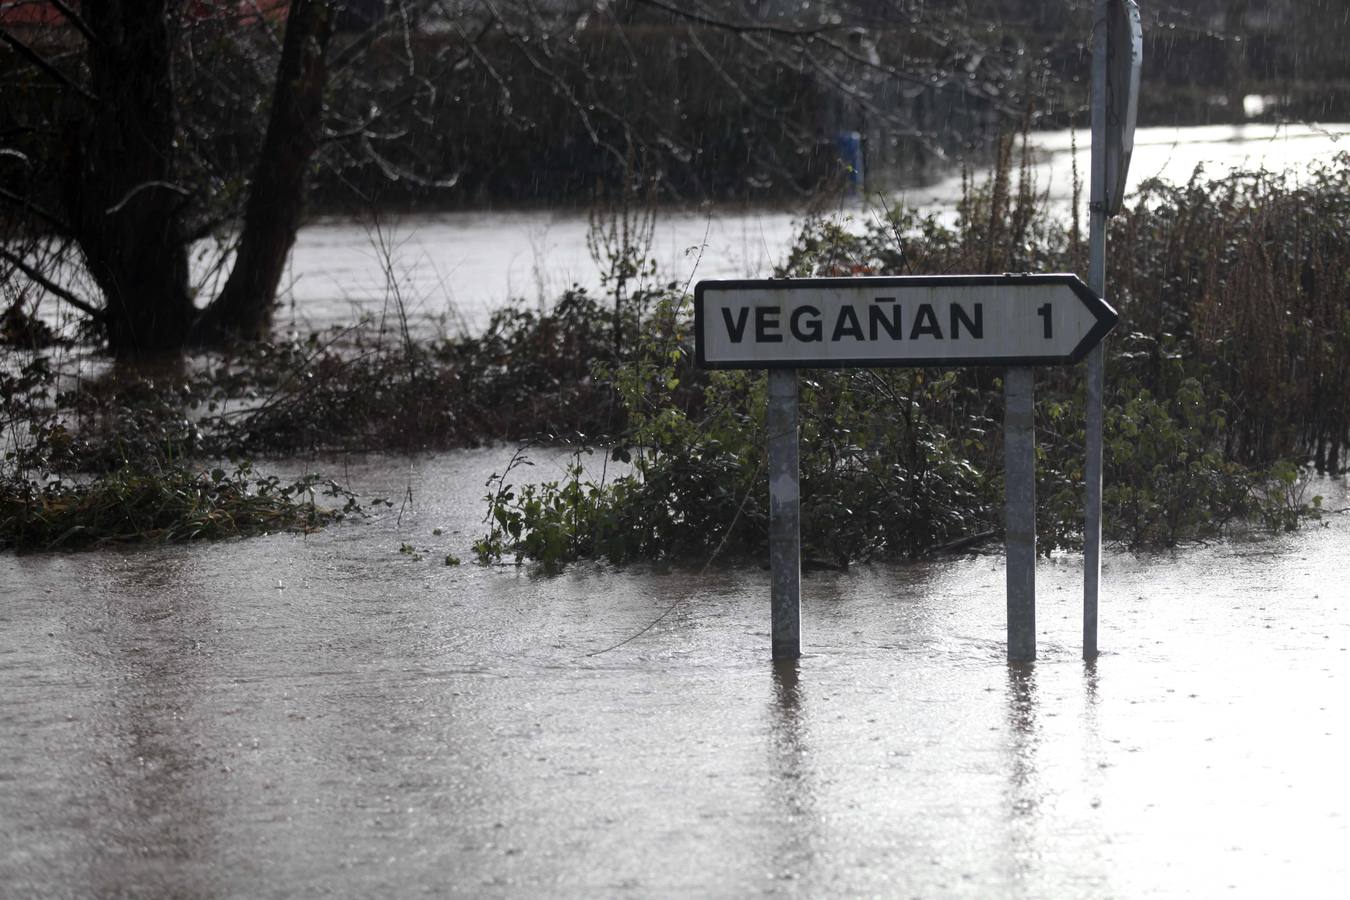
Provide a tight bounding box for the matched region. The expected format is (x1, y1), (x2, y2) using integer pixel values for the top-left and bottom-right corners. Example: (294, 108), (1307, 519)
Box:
(193, 1), (333, 343)
(1, 0), (1055, 359)
(0, 2), (384, 355)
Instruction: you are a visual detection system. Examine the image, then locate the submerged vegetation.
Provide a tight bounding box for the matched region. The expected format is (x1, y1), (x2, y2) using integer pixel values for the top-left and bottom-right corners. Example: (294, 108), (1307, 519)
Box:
(0, 356), (358, 551)
(3, 151), (1347, 558)
(0, 462), (352, 551)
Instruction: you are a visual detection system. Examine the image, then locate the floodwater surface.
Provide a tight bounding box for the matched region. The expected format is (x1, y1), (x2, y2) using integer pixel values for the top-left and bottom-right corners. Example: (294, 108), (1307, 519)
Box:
(34, 123), (1347, 340)
(248, 122), (1350, 336)
(3, 452), (1347, 898)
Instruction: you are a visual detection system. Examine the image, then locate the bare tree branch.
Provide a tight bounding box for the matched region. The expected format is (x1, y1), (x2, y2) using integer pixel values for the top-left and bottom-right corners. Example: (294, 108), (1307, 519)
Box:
(0, 26), (98, 104)
(104, 180), (192, 216)
(475, 0), (629, 170)
(0, 186), (72, 235)
(325, 18), (492, 146)
(633, 0), (845, 39)
(328, 0), (448, 78)
(359, 135), (462, 188)
(0, 246), (104, 320)
(48, 0), (100, 46)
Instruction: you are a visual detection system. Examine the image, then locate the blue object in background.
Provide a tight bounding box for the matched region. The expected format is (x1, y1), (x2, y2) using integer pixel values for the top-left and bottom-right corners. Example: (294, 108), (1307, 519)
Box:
(834, 131), (864, 194)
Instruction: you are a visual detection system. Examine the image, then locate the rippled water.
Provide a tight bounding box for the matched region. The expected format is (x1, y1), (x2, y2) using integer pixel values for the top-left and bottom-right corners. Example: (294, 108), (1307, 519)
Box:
(3, 452), (1347, 898)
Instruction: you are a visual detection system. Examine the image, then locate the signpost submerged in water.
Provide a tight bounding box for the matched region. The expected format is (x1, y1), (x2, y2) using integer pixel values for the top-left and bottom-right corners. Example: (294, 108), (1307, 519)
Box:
(694, 274), (1118, 662)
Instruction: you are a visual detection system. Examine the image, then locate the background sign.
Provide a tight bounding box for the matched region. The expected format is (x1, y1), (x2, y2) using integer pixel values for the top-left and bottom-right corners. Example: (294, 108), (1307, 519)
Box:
(1104, 0), (1143, 215)
(695, 274), (1117, 369)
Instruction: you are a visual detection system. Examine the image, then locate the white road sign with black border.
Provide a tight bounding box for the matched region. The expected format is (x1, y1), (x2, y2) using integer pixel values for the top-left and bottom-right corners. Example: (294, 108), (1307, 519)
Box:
(694, 274), (1117, 369)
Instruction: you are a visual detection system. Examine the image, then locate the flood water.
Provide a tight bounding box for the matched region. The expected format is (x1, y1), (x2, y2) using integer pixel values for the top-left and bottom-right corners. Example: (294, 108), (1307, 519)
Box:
(31, 122), (1346, 340)
(259, 122), (1349, 336)
(7, 122), (1350, 896)
(3, 450), (1348, 898)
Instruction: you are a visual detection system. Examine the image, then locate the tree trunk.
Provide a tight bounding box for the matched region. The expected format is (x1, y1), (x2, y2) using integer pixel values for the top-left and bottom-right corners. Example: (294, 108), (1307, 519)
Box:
(194, 0), (332, 344)
(66, 1), (196, 357)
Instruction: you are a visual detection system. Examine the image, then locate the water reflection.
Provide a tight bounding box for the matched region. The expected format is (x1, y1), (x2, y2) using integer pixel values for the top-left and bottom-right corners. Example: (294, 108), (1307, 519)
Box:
(1004, 663), (1040, 815)
(84, 552), (218, 898)
(766, 658), (818, 886)
(1081, 658), (1105, 825)
(1002, 662), (1043, 888)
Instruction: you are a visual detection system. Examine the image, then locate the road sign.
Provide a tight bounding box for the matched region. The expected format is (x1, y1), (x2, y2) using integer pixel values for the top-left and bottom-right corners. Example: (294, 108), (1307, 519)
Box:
(695, 274), (1117, 370)
(1104, 0), (1143, 215)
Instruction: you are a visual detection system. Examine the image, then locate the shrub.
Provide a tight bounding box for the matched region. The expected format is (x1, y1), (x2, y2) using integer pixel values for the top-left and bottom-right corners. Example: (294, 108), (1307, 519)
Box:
(477, 154), (1345, 568)
(1, 356), (355, 551)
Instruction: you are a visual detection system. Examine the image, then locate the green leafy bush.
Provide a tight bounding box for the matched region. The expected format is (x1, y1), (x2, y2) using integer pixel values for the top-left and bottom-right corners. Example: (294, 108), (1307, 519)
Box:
(0, 463), (354, 551)
(1, 357), (355, 551)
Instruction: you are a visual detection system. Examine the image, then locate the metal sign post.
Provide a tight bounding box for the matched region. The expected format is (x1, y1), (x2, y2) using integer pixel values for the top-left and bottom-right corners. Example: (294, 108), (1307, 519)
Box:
(1004, 367), (1037, 662)
(1104, 0), (1143, 217)
(767, 368), (802, 660)
(695, 275), (1116, 662)
(1084, 0), (1110, 662)
(1085, 0), (1142, 660)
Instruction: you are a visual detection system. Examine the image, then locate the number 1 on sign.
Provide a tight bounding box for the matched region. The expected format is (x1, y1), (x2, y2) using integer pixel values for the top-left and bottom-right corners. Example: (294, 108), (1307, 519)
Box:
(1037, 303), (1053, 339)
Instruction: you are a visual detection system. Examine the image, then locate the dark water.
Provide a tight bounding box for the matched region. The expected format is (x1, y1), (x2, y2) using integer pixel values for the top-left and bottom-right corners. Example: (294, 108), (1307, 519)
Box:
(2, 452), (1348, 898)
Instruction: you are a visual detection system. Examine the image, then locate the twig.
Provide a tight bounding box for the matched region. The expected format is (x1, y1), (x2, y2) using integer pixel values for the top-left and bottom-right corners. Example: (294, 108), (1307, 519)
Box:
(0, 246), (103, 320)
(634, 0), (844, 39)
(104, 180), (191, 216)
(205, 323), (370, 422)
(48, 1), (100, 46)
(924, 529), (998, 556)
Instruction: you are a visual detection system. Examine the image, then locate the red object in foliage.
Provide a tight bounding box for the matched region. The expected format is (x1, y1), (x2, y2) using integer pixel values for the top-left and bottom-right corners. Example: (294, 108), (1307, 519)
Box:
(0, 1), (291, 28)
(0, 1), (65, 27)
(185, 1), (291, 24)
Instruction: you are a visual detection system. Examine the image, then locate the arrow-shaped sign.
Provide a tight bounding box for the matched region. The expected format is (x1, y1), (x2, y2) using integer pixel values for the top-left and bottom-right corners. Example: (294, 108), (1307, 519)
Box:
(694, 274), (1117, 369)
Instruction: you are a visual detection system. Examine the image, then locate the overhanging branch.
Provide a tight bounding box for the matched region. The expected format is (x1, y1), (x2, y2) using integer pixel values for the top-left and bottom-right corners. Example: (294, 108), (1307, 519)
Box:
(0, 186), (73, 235)
(633, 0), (845, 39)
(48, 0), (101, 46)
(0, 247), (104, 320)
(104, 180), (191, 216)
(0, 27), (98, 105)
